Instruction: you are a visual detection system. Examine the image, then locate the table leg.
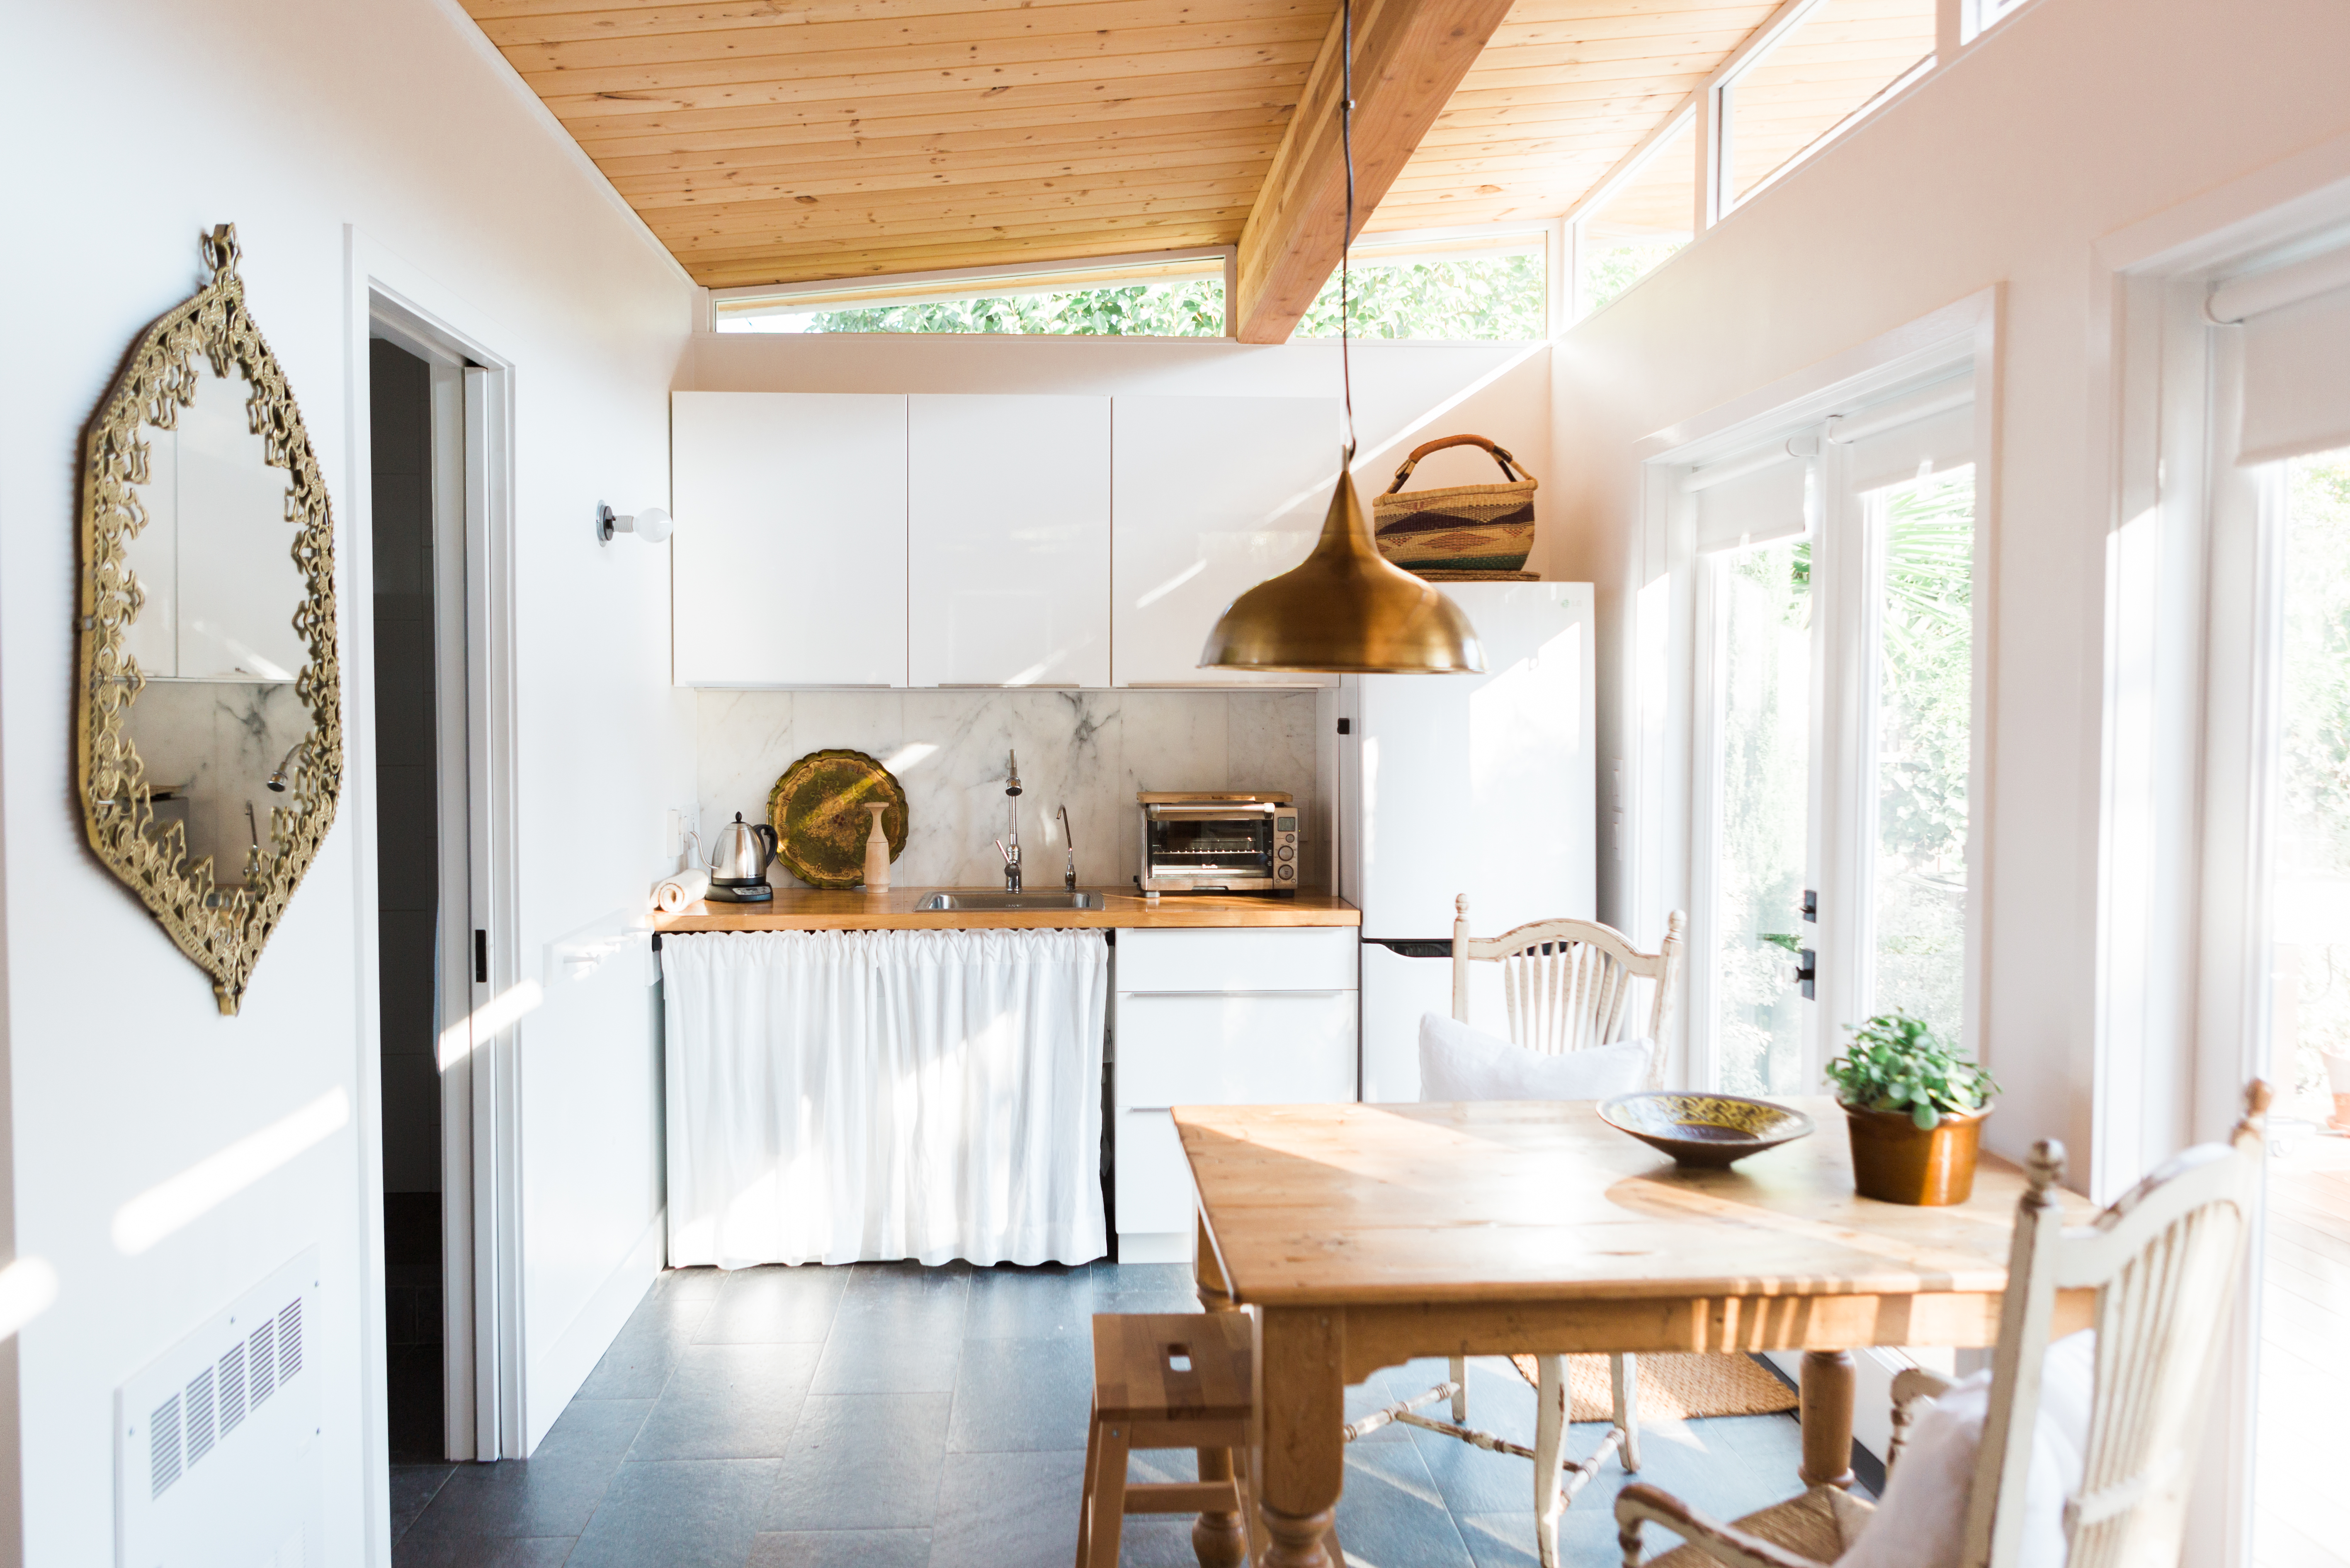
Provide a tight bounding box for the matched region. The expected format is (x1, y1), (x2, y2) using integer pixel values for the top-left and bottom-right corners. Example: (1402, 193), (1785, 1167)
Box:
(1257, 1307), (1345, 1568)
(1191, 1215), (1248, 1568)
(1798, 1349), (1857, 1490)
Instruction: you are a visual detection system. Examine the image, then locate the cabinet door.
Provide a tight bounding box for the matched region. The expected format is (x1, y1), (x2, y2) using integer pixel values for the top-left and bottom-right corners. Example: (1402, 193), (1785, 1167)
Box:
(671, 392), (908, 687)
(1113, 1110), (1194, 1236)
(1114, 927), (1359, 993)
(908, 395), (1109, 688)
(1111, 395), (1341, 688)
(1113, 992), (1358, 1108)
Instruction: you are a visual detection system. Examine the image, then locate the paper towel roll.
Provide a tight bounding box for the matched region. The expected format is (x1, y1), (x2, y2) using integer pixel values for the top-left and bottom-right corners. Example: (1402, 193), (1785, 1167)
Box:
(655, 866), (711, 913)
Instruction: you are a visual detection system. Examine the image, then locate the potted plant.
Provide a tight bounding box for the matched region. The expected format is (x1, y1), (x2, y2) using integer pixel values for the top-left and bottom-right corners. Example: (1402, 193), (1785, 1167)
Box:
(1824, 1011), (2000, 1206)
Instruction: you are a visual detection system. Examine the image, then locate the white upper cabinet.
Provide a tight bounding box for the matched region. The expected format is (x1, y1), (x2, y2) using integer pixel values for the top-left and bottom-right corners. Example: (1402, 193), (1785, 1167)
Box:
(908, 395), (1110, 688)
(670, 391), (909, 687)
(1110, 395), (1342, 687)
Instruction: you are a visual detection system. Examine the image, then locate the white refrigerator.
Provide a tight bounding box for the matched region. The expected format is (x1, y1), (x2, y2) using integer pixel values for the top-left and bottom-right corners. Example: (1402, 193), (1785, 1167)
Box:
(1340, 583), (1596, 1101)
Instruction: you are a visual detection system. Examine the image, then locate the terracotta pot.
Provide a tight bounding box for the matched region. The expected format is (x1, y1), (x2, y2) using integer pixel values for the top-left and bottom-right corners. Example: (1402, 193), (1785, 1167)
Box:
(1843, 1102), (1988, 1206)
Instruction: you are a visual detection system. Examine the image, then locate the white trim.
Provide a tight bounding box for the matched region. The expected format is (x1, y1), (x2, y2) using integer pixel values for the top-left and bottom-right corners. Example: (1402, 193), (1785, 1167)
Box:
(2090, 143), (2350, 1568)
(2206, 242), (2350, 324)
(423, 0), (691, 291)
(338, 232), (394, 1568)
(344, 227), (529, 1462)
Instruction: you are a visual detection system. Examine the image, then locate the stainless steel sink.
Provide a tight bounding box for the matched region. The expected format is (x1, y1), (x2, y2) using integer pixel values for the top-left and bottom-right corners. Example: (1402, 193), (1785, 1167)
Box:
(915, 891), (1106, 911)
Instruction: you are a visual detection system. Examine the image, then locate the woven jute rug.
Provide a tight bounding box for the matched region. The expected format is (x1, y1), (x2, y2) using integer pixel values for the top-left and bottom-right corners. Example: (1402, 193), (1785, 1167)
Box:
(1507, 1352), (1797, 1422)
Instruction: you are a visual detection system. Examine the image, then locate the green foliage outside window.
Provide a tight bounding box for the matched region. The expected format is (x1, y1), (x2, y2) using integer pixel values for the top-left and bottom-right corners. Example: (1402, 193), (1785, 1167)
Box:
(1581, 239), (1686, 313)
(1293, 252), (1546, 341)
(737, 248), (1546, 340)
(780, 279), (1226, 336)
(2275, 453), (2350, 1095)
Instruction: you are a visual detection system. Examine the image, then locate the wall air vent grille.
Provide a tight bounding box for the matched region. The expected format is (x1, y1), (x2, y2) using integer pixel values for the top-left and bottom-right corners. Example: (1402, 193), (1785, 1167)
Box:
(277, 1297), (302, 1381)
(145, 1289), (301, 1502)
(184, 1364), (217, 1467)
(149, 1392), (182, 1499)
(118, 1248), (323, 1566)
(218, 1340), (247, 1435)
(249, 1316), (275, 1406)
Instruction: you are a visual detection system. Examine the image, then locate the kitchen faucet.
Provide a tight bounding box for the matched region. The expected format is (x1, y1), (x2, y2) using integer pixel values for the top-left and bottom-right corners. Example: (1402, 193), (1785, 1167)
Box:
(994, 750), (1023, 892)
(1057, 805), (1076, 891)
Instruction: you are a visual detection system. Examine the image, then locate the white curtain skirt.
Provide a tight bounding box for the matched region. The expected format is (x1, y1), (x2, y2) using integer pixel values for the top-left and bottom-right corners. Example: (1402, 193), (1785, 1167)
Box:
(660, 928), (1109, 1269)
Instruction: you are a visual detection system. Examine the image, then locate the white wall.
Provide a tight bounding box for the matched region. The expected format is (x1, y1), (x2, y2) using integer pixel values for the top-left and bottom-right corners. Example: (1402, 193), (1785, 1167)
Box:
(1549, 0), (2350, 1173)
(2, 2), (694, 1560)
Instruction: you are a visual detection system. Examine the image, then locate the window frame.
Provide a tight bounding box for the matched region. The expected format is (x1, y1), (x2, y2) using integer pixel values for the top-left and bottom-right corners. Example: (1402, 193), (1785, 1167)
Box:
(706, 246), (1238, 338)
(1710, 0), (1940, 220)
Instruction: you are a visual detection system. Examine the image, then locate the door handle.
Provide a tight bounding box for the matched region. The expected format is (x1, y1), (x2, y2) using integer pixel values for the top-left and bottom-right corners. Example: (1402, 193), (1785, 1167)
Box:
(1794, 948), (1816, 1001)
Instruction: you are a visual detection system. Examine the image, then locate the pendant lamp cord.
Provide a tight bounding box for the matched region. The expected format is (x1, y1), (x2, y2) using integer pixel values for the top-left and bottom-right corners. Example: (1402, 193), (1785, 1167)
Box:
(1340, 0), (1357, 463)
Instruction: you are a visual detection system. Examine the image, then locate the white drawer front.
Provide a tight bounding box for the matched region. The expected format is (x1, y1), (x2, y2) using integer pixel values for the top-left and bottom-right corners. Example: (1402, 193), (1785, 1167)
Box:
(1114, 1110), (1196, 1234)
(1114, 991), (1357, 1109)
(1115, 927), (1358, 993)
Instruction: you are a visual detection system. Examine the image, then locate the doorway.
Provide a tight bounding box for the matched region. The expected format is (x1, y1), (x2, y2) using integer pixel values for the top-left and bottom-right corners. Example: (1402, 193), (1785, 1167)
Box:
(367, 327), (481, 1464)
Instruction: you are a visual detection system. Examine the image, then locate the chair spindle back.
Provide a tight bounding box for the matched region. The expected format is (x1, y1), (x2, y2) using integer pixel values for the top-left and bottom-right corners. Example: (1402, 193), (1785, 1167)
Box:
(1449, 897), (1685, 1089)
(1965, 1083), (2271, 1568)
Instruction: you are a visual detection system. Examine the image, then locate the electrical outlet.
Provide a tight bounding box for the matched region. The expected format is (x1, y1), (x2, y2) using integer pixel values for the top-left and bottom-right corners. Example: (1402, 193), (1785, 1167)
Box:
(664, 806), (702, 861)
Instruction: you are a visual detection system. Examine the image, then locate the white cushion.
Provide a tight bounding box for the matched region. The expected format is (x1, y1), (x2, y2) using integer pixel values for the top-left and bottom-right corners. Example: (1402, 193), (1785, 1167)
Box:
(1838, 1330), (2095, 1568)
(1415, 1012), (1653, 1103)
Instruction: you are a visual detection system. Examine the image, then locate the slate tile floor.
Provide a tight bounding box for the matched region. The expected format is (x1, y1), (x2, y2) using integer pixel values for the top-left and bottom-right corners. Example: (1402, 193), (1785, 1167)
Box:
(393, 1261), (1813, 1567)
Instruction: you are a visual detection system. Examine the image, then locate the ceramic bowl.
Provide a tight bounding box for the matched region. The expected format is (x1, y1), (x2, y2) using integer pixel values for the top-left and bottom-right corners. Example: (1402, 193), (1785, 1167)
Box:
(1598, 1092), (1816, 1169)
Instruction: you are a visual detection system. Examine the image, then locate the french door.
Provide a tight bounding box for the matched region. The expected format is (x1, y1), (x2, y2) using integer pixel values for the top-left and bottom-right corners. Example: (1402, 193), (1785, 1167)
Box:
(1690, 378), (1981, 1093)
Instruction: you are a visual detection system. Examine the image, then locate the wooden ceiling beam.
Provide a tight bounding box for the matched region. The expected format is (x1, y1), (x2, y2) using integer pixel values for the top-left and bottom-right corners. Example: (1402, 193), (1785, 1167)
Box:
(1231, 0), (1523, 344)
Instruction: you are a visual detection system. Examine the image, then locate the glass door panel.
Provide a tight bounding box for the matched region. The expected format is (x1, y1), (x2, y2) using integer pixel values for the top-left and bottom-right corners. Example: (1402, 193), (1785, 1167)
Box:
(1710, 538), (1813, 1095)
(2255, 448), (2350, 1568)
(1867, 466), (1975, 1035)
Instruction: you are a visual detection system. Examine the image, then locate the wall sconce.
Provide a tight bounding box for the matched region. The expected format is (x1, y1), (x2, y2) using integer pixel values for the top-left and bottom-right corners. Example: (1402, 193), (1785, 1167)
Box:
(597, 502), (674, 545)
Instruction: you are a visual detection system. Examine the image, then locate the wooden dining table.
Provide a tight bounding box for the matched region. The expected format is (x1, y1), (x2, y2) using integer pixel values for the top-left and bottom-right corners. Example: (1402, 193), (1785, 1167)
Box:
(1174, 1097), (2097, 1568)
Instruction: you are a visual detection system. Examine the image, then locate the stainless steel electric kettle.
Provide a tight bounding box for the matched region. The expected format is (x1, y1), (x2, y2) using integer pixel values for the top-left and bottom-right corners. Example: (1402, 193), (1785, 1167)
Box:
(708, 812), (778, 903)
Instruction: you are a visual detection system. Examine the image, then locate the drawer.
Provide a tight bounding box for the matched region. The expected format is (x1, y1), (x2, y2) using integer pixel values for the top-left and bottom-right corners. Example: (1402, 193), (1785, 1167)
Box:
(1115, 927), (1358, 993)
(1114, 991), (1356, 1109)
(1114, 1110), (1196, 1234)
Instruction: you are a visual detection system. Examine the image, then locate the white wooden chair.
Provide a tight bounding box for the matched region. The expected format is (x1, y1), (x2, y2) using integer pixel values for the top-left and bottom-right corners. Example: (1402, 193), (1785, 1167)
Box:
(1614, 1081), (2274, 1568)
(1350, 896), (1686, 1568)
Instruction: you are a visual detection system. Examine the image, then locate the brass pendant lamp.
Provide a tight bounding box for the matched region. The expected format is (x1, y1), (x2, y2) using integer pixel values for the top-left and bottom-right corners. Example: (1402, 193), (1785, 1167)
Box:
(1198, 0), (1485, 676)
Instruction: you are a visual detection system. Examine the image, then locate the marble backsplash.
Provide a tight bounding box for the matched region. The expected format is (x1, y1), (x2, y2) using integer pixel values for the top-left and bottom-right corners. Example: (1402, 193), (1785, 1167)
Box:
(696, 688), (1328, 892)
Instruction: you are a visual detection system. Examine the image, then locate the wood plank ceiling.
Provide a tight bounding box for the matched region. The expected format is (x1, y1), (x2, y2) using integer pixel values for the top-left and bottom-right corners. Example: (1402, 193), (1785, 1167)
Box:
(460, 0), (1924, 296)
(466, 0), (1338, 288)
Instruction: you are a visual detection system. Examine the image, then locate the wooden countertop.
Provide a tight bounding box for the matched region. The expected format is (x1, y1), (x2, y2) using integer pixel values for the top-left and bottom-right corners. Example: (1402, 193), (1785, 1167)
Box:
(652, 887), (1361, 932)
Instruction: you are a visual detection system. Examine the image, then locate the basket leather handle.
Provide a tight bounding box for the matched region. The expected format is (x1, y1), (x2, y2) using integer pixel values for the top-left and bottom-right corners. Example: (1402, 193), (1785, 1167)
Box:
(1386, 434), (1529, 492)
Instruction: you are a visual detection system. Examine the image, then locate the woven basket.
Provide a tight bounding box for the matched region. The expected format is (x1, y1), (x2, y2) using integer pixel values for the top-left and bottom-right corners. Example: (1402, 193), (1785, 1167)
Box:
(1372, 435), (1537, 574)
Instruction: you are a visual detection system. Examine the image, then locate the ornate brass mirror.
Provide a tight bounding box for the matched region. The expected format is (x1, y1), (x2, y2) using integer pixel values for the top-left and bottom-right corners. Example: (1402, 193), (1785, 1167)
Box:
(79, 225), (342, 1014)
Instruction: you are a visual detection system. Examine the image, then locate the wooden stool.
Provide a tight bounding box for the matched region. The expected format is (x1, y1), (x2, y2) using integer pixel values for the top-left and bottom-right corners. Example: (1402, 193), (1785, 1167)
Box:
(1076, 1312), (1254, 1568)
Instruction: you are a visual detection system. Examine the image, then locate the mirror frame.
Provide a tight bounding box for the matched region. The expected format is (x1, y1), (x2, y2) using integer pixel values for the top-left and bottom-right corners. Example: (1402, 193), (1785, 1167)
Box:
(78, 224), (343, 1015)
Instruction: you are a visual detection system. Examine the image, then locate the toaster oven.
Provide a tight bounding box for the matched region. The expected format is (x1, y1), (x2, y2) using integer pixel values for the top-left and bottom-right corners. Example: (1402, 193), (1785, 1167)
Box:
(1137, 792), (1300, 894)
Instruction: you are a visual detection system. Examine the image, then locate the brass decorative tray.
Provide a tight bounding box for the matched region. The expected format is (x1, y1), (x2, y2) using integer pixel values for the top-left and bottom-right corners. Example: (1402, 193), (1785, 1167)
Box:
(767, 749), (909, 890)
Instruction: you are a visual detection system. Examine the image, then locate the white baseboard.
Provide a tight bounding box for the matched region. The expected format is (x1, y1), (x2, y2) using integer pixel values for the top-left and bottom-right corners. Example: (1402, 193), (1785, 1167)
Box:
(524, 1208), (665, 1453)
(1115, 1231), (1192, 1265)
